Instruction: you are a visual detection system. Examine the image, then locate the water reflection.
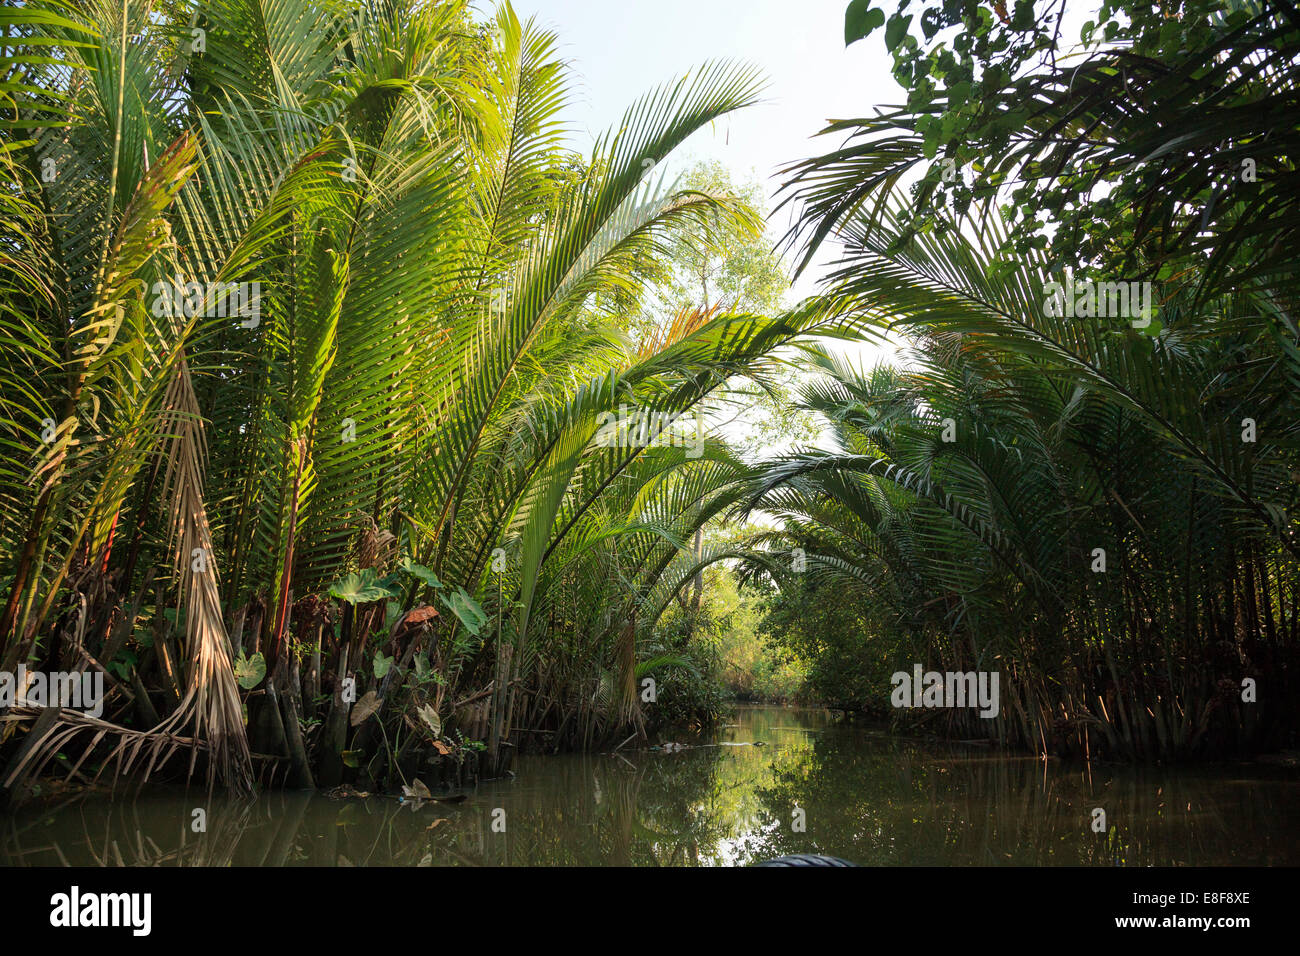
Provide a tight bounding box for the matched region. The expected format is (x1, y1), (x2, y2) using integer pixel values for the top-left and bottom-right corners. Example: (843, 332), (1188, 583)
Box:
(3, 706), (1296, 865)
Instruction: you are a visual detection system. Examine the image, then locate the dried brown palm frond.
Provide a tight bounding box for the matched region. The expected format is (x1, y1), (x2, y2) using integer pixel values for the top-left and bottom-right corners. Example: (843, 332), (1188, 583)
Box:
(356, 517), (398, 572)
(155, 358), (254, 793)
(633, 304), (722, 362)
(1, 704), (213, 795)
(0, 358), (256, 800)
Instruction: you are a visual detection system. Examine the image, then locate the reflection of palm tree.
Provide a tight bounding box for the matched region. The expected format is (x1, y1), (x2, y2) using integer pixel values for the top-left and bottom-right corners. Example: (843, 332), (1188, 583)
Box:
(750, 728), (1294, 866)
(4, 709), (1293, 865)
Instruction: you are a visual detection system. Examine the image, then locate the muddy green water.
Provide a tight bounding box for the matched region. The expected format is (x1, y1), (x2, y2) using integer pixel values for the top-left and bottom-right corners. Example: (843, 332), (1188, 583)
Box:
(3, 706), (1297, 866)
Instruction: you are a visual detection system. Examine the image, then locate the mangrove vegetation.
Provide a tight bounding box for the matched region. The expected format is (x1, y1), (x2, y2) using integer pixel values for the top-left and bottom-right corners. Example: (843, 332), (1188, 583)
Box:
(0, 0), (1297, 810)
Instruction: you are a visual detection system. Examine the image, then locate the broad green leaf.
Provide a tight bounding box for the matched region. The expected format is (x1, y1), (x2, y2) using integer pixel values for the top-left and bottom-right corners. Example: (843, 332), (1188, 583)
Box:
(107, 648), (138, 680)
(383, 601), (402, 632)
(845, 0), (885, 46)
(885, 13), (912, 52)
(438, 586), (489, 636)
(233, 652), (266, 690)
(399, 558), (443, 589)
(416, 703), (441, 738)
(328, 569), (398, 605)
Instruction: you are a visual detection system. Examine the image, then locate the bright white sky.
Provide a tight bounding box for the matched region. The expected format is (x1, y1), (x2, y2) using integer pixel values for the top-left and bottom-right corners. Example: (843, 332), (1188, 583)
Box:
(503, 0), (910, 372)
(504, 0), (899, 204)
(497, 0), (1100, 459)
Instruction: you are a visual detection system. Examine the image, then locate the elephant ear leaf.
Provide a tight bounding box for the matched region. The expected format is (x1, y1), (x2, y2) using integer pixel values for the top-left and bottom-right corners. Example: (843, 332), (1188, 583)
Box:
(233, 651), (266, 690)
(416, 702), (441, 738)
(438, 586), (488, 635)
(399, 558), (443, 590)
(350, 691), (381, 727)
(328, 569), (398, 604)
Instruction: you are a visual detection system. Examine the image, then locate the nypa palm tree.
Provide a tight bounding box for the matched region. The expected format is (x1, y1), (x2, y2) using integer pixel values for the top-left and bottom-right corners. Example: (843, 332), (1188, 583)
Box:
(0, 0), (860, 798)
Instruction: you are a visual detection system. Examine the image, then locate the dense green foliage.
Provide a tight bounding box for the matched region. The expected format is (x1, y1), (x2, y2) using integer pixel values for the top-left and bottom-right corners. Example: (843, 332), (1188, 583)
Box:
(0, 0), (858, 798)
(651, 562), (809, 722)
(755, 572), (883, 710)
(1, 0), (1296, 804)
(741, 0), (1300, 757)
